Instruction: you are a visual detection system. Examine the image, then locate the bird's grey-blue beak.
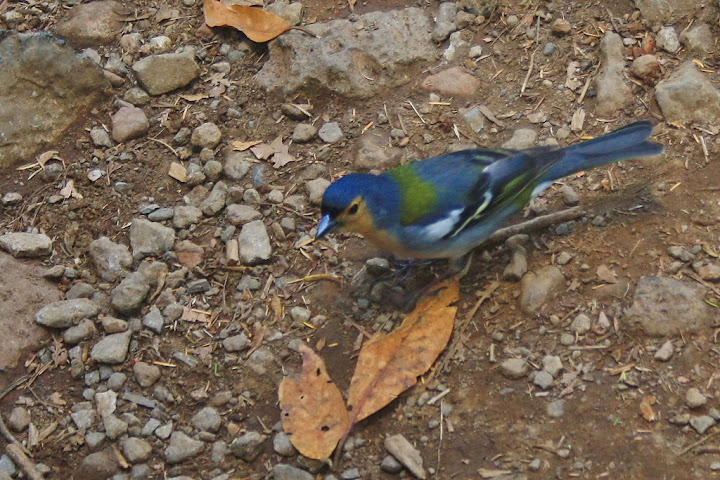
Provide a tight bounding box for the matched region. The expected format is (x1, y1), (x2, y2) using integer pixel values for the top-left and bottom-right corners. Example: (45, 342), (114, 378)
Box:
(315, 214), (336, 240)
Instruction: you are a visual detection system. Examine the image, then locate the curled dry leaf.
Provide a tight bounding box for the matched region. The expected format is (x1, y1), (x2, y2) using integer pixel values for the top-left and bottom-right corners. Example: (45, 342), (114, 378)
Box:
(640, 395), (658, 422)
(203, 0), (291, 43)
(279, 343), (349, 460)
(346, 277), (459, 424)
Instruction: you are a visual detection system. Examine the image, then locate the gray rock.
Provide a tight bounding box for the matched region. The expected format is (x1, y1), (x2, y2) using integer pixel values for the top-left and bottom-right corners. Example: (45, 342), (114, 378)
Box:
(547, 399), (564, 418)
(519, 266), (564, 314)
(186, 279), (210, 294)
(76, 450), (118, 480)
(502, 246), (527, 281)
(655, 62), (720, 126)
(238, 220), (272, 264)
(130, 218), (176, 258)
(654, 340), (674, 362)
(85, 432), (106, 452)
(627, 276), (714, 336)
(630, 54), (662, 84)
(656, 26), (680, 53)
(420, 66), (480, 96)
(353, 130), (403, 170)
(0, 455), (15, 477)
(306, 178), (330, 205)
(132, 53), (200, 95)
(121, 437), (152, 464)
(542, 355), (563, 377)
(107, 372), (127, 391)
(273, 432), (297, 457)
(0, 232), (52, 258)
(203, 159), (223, 182)
(502, 129), (537, 149)
(141, 418), (161, 437)
(90, 127), (113, 147)
(533, 371), (554, 390)
(190, 407), (222, 433)
(54, 0), (123, 47)
(211, 440), (228, 464)
(222, 333), (250, 352)
(257, 8), (435, 99)
(559, 185), (579, 206)
(111, 272), (150, 314)
(65, 282), (95, 300)
(500, 358), (528, 379)
(0, 32), (109, 167)
(95, 390), (117, 417)
(102, 316), (128, 334)
(380, 455), (404, 474)
(165, 432), (204, 464)
(570, 313), (591, 334)
(292, 123), (317, 143)
(133, 361), (161, 388)
(266, 1), (303, 25)
(71, 409), (96, 430)
(223, 151), (252, 180)
(201, 181), (228, 216)
(273, 464), (313, 480)
(7, 407), (30, 432)
(173, 205), (203, 229)
(686, 388), (708, 409)
(226, 204), (262, 225)
(191, 122), (222, 149)
(89, 237), (132, 282)
(103, 413), (128, 439)
(230, 431), (267, 462)
(690, 415), (716, 435)
(111, 106), (149, 143)
(318, 122), (343, 143)
(680, 23), (714, 54)
(147, 207), (174, 222)
(35, 298), (99, 329)
(668, 245), (694, 262)
(142, 306), (164, 334)
(64, 319), (97, 344)
(90, 331), (132, 364)
(595, 31), (631, 116)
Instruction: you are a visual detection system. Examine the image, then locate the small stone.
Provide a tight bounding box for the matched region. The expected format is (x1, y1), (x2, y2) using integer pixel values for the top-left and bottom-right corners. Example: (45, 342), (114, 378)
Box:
(690, 415), (716, 435)
(107, 372), (127, 391)
(559, 185), (579, 206)
(289, 306), (311, 324)
(121, 437), (152, 464)
(142, 306), (165, 334)
(306, 178), (330, 205)
(693, 261), (720, 282)
(654, 340), (674, 362)
(226, 204), (262, 226)
(686, 388), (708, 409)
(0, 232), (52, 258)
(318, 122), (343, 143)
(238, 220), (272, 264)
(64, 319), (97, 344)
(556, 251), (573, 265)
(7, 407), (30, 432)
(222, 333), (250, 352)
(547, 399), (564, 418)
(173, 205), (203, 229)
(679, 23), (714, 54)
(292, 123), (317, 143)
(570, 313), (591, 334)
(95, 390), (117, 417)
(35, 298), (99, 329)
(230, 431), (267, 462)
(111, 272), (150, 314)
(542, 42), (556, 56)
(380, 455), (404, 474)
(133, 361), (161, 388)
(76, 450), (118, 479)
(130, 218), (176, 258)
(500, 358), (528, 379)
(559, 333), (575, 346)
(273, 432), (297, 457)
(90, 331), (132, 364)
(502, 129), (537, 150)
(519, 266), (563, 314)
(542, 355), (563, 378)
(533, 371), (554, 390)
(272, 464), (313, 480)
(551, 19), (571, 34)
(90, 127), (113, 147)
(132, 53), (200, 96)
(111, 106), (149, 143)
(192, 122), (222, 149)
(103, 413), (128, 439)
(190, 407), (222, 433)
(656, 26), (680, 53)
(165, 432), (204, 464)
(528, 458), (541, 472)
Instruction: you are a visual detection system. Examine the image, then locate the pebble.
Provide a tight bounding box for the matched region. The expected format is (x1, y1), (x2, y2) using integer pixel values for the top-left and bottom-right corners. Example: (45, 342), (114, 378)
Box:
(111, 106), (149, 143)
(380, 455), (404, 474)
(289, 306), (311, 324)
(133, 361), (161, 388)
(111, 272), (150, 314)
(225, 204), (262, 226)
(542, 355), (563, 377)
(693, 261), (720, 282)
(528, 458), (541, 471)
(273, 432), (297, 457)
(559, 333), (575, 346)
(690, 415), (716, 435)
(0, 232), (52, 258)
(90, 127), (113, 147)
(103, 413), (129, 439)
(272, 464), (313, 480)
(192, 122), (222, 149)
(318, 122), (343, 143)
(130, 218), (176, 258)
(420, 67), (480, 97)
(165, 431), (204, 464)
(201, 181), (228, 216)
(230, 431), (267, 462)
(238, 220), (272, 264)
(668, 245), (694, 262)
(655, 61), (720, 125)
(500, 358), (528, 379)
(551, 18), (571, 34)
(502, 129), (537, 149)
(90, 331), (132, 364)
(559, 185), (579, 206)
(656, 26), (680, 53)
(7, 407), (30, 432)
(76, 451), (118, 479)
(630, 55), (662, 84)
(306, 178), (330, 205)
(340, 468), (360, 480)
(64, 319), (97, 344)
(224, 151), (251, 180)
(142, 306), (165, 334)
(85, 431), (106, 451)
(107, 372), (127, 391)
(555, 251), (573, 265)
(88, 237), (133, 282)
(292, 123), (317, 143)
(679, 23), (714, 54)
(502, 245), (527, 281)
(533, 371), (554, 390)
(686, 388), (708, 409)
(95, 390), (118, 417)
(542, 42), (556, 56)
(132, 53), (200, 96)
(570, 313), (591, 335)
(173, 205), (203, 229)
(191, 407), (222, 433)
(35, 298), (99, 329)
(595, 32), (631, 116)
(384, 434), (426, 480)
(223, 333), (251, 352)
(547, 399), (565, 418)
(519, 266), (563, 314)
(121, 437), (152, 464)
(654, 340), (674, 362)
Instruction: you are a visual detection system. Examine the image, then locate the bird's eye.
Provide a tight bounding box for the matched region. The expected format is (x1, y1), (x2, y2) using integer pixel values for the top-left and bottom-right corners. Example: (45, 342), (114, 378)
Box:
(348, 204), (359, 215)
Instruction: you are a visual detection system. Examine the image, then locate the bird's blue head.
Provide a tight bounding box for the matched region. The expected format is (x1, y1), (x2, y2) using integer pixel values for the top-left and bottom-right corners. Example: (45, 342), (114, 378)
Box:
(316, 173), (398, 240)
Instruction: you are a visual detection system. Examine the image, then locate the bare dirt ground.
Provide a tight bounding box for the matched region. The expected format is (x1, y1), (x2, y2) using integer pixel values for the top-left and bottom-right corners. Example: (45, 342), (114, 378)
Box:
(1, 0), (720, 479)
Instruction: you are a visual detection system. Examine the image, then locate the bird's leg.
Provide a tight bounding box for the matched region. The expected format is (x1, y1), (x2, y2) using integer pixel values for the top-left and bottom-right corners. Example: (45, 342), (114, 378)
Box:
(399, 253), (473, 312)
(447, 252), (473, 278)
(373, 257), (437, 287)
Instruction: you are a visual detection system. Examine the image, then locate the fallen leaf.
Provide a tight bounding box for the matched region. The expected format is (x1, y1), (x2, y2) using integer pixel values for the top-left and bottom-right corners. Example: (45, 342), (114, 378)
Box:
(48, 392), (66, 406)
(181, 306), (210, 323)
(203, 0), (291, 43)
(232, 139), (262, 151)
(346, 277), (459, 424)
(250, 136), (297, 168)
(640, 395), (658, 422)
(168, 162), (188, 182)
(179, 92), (209, 102)
(271, 151), (297, 168)
(279, 343), (349, 459)
(60, 179), (83, 199)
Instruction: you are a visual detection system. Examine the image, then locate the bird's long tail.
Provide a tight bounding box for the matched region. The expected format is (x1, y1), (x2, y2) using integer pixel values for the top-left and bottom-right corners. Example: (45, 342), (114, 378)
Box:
(544, 121), (663, 181)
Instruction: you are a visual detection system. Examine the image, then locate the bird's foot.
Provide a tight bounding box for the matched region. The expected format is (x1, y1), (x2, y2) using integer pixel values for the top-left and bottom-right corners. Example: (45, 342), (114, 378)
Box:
(373, 257), (437, 287)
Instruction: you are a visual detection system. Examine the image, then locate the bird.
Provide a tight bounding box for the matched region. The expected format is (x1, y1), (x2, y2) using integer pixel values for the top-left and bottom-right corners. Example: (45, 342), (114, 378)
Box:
(316, 121), (663, 268)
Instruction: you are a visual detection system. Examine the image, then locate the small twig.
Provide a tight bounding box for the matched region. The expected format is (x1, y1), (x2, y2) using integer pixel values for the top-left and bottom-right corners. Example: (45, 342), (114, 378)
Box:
(0, 375), (33, 458)
(6, 444), (44, 480)
(520, 49), (537, 96)
(677, 431), (719, 456)
(290, 25), (320, 38)
(426, 388), (451, 406)
(686, 271), (720, 299)
(148, 137), (178, 158)
(406, 101), (426, 125)
(485, 206), (583, 246)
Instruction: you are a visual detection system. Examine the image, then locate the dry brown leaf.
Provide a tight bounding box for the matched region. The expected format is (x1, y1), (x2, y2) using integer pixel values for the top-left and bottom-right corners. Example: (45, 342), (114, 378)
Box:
(179, 93), (209, 102)
(60, 179), (83, 199)
(232, 139), (262, 151)
(279, 343), (349, 460)
(250, 136), (297, 168)
(203, 0), (291, 43)
(346, 277), (459, 424)
(640, 395), (658, 422)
